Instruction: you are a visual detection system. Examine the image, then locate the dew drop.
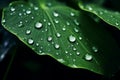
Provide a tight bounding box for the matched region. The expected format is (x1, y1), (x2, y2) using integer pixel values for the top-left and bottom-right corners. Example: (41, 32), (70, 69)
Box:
(65, 51), (68, 53)
(73, 47), (76, 51)
(74, 19), (79, 25)
(26, 30), (31, 35)
(76, 52), (80, 55)
(57, 59), (65, 63)
(70, 12), (75, 16)
(62, 27), (66, 31)
(26, 10), (31, 14)
(54, 19), (59, 23)
(35, 22), (43, 29)
(69, 35), (76, 43)
(36, 43), (39, 46)
(47, 36), (52, 42)
(43, 19), (46, 22)
(10, 7), (15, 11)
(2, 19), (6, 23)
(79, 37), (82, 40)
(72, 64), (77, 68)
(66, 22), (70, 26)
(55, 44), (60, 49)
(87, 6), (93, 11)
(56, 33), (61, 38)
(115, 22), (119, 26)
(34, 7), (39, 10)
(74, 28), (79, 33)
(28, 38), (34, 45)
(53, 12), (59, 17)
(92, 46), (98, 53)
(19, 13), (22, 16)
(47, 2), (52, 7)
(85, 54), (93, 61)
(48, 22), (51, 26)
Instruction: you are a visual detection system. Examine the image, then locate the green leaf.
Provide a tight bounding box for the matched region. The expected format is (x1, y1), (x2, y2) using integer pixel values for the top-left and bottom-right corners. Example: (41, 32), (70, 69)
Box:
(2, 0), (120, 76)
(78, 3), (120, 30)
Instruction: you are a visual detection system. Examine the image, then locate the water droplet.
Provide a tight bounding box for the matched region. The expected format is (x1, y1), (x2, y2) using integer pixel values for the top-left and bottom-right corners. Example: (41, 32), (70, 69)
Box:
(79, 37), (82, 40)
(0, 54), (5, 61)
(43, 19), (46, 22)
(65, 51), (68, 53)
(76, 52), (80, 55)
(47, 36), (52, 42)
(26, 30), (31, 35)
(34, 7), (39, 10)
(69, 35), (76, 43)
(56, 33), (61, 38)
(57, 59), (65, 63)
(54, 19), (59, 23)
(99, 11), (103, 15)
(2, 19), (6, 23)
(74, 28), (79, 32)
(28, 38), (34, 45)
(74, 19), (79, 25)
(73, 47), (76, 51)
(87, 6), (93, 10)
(48, 22), (51, 26)
(85, 54), (93, 61)
(115, 22), (119, 26)
(18, 23), (23, 27)
(62, 27), (66, 31)
(53, 12), (59, 17)
(36, 43), (39, 46)
(10, 7), (15, 11)
(55, 44), (60, 49)
(19, 13), (22, 16)
(35, 22), (43, 29)
(26, 10), (31, 14)
(31, 17), (34, 19)
(66, 22), (70, 25)
(70, 12), (75, 16)
(72, 64), (77, 68)
(92, 46), (98, 53)
(47, 2), (52, 7)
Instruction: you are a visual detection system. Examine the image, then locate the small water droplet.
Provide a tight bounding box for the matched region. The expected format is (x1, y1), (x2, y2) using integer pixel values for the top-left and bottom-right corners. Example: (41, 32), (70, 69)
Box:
(57, 59), (65, 63)
(19, 13), (22, 16)
(70, 12), (75, 16)
(34, 7), (39, 10)
(36, 43), (39, 46)
(74, 19), (79, 25)
(55, 44), (60, 49)
(53, 12), (59, 17)
(66, 22), (70, 25)
(26, 10), (31, 14)
(73, 47), (76, 51)
(35, 22), (43, 29)
(65, 51), (68, 53)
(26, 30), (31, 35)
(92, 46), (98, 53)
(74, 28), (79, 32)
(62, 27), (66, 31)
(31, 17), (34, 19)
(72, 64), (77, 68)
(79, 37), (82, 40)
(47, 2), (52, 7)
(18, 23), (23, 27)
(99, 11), (103, 15)
(10, 7), (15, 11)
(69, 35), (76, 43)
(43, 19), (46, 22)
(2, 19), (6, 23)
(115, 22), (119, 26)
(47, 36), (52, 42)
(56, 33), (61, 38)
(28, 38), (34, 45)
(0, 54), (5, 61)
(85, 54), (93, 61)
(54, 19), (59, 23)
(76, 52), (80, 55)
(87, 6), (93, 10)
(48, 22), (51, 25)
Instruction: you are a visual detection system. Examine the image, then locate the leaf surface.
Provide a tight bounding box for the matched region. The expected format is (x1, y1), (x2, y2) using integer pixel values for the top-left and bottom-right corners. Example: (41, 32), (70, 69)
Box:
(2, 0), (120, 76)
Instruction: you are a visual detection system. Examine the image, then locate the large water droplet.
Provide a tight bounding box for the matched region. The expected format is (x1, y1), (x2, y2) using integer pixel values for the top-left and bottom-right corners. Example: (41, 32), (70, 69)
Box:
(55, 44), (60, 49)
(85, 54), (93, 61)
(35, 22), (43, 29)
(28, 38), (34, 45)
(53, 12), (59, 17)
(69, 35), (76, 43)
